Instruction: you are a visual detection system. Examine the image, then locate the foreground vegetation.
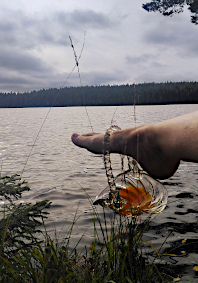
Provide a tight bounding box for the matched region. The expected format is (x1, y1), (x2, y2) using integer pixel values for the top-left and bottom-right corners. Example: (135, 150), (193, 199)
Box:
(0, 175), (181, 282)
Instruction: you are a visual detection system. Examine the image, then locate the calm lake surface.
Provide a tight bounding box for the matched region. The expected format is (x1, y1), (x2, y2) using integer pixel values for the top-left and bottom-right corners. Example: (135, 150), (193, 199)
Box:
(1, 104), (198, 281)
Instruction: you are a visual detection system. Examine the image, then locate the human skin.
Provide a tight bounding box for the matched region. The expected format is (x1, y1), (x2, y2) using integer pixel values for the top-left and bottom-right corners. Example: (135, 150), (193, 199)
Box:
(71, 110), (198, 179)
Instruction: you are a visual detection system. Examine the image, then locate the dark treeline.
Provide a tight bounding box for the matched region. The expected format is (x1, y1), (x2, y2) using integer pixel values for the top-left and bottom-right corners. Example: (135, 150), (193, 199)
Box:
(0, 81), (198, 108)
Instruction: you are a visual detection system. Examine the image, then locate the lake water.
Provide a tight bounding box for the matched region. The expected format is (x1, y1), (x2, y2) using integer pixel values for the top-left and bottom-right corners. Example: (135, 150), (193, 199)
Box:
(1, 104), (198, 282)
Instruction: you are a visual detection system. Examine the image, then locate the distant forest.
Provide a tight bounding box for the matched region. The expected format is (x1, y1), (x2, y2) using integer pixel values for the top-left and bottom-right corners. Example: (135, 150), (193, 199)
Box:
(0, 82), (198, 108)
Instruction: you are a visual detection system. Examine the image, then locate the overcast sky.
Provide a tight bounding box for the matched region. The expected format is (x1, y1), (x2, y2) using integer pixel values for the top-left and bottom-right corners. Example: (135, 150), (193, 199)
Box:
(0, 0), (197, 93)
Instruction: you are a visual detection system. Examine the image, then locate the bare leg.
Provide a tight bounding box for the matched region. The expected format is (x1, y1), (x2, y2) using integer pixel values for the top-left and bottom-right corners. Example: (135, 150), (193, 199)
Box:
(71, 111), (198, 179)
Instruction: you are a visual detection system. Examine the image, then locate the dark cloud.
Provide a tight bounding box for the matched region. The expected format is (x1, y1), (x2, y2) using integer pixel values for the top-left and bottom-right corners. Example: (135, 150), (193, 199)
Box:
(0, 9), (115, 51)
(0, 7), (118, 92)
(0, 70), (61, 93)
(55, 10), (114, 29)
(144, 29), (178, 45)
(0, 47), (58, 92)
(0, 50), (49, 73)
(0, 66), (123, 94)
(126, 54), (153, 64)
(125, 54), (166, 69)
(0, 73), (41, 93)
(0, 75), (30, 85)
(0, 68), (128, 93)
(0, 46), (55, 92)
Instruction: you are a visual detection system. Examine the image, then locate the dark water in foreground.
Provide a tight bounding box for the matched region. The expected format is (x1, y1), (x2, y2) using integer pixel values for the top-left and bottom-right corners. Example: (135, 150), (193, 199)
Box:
(1, 104), (198, 282)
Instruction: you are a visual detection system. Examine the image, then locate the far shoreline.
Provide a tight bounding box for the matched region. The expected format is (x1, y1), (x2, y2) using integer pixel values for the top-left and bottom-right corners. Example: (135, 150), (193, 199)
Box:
(0, 81), (198, 108)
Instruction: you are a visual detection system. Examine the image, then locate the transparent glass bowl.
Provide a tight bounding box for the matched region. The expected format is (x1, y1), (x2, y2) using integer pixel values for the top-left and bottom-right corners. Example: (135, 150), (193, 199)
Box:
(93, 170), (168, 217)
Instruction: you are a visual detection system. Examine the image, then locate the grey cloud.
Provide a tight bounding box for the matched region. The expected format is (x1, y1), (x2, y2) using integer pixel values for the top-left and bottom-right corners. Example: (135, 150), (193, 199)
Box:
(55, 10), (113, 29)
(126, 54), (166, 68)
(0, 50), (49, 73)
(0, 9), (115, 51)
(0, 7), (120, 93)
(145, 30), (178, 45)
(0, 71), (57, 93)
(0, 69), (127, 93)
(0, 48), (57, 92)
(143, 16), (198, 56)
(150, 61), (165, 68)
(0, 72), (42, 93)
(126, 54), (153, 64)
(0, 75), (30, 85)
(0, 21), (15, 33)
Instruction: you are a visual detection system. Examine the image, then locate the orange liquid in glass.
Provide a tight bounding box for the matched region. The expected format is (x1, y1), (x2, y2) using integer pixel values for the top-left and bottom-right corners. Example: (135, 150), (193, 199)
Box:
(118, 185), (152, 216)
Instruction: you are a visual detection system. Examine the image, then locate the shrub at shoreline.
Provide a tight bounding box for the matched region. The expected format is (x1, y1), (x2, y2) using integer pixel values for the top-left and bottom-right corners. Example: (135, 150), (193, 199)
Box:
(0, 174), (180, 282)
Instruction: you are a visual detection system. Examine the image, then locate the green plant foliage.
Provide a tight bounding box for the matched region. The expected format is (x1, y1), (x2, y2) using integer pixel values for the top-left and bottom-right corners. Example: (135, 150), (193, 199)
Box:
(0, 174), (30, 201)
(0, 175), (171, 282)
(0, 175), (51, 279)
(142, 0), (198, 25)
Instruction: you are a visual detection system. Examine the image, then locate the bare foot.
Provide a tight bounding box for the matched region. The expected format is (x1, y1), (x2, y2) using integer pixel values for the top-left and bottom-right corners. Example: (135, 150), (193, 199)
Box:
(71, 124), (180, 179)
(72, 132), (105, 154)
